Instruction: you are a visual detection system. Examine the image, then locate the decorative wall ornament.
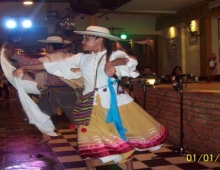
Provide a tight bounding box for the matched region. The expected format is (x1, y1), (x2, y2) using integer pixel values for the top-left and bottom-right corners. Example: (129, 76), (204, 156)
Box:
(189, 31), (198, 41)
(60, 18), (76, 37)
(185, 20), (202, 37)
(60, 18), (76, 30)
(166, 38), (177, 58)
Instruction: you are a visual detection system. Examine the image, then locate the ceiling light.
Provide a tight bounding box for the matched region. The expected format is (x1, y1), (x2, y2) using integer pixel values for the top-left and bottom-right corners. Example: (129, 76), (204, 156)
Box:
(146, 79), (156, 85)
(120, 32), (127, 40)
(23, 1), (33, 5)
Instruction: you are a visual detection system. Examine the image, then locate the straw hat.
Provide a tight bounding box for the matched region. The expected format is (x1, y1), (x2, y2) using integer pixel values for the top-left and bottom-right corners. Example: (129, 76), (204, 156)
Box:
(74, 26), (121, 41)
(38, 36), (71, 44)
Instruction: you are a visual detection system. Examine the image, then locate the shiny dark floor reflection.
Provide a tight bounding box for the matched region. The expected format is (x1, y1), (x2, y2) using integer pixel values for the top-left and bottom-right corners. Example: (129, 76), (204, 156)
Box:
(1, 98), (220, 170)
(0, 98), (67, 170)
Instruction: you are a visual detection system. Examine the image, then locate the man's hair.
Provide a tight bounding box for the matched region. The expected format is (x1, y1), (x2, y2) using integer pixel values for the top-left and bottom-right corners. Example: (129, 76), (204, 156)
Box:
(48, 43), (66, 50)
(143, 66), (151, 72)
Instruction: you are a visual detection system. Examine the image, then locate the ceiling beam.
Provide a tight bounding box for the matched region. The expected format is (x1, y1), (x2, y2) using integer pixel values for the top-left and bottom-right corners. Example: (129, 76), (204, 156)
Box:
(155, 2), (208, 30)
(97, 9), (176, 18)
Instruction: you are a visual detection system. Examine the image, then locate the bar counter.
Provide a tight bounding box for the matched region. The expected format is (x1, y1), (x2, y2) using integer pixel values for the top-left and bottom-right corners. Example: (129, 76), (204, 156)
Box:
(154, 82), (220, 93)
(132, 82), (220, 156)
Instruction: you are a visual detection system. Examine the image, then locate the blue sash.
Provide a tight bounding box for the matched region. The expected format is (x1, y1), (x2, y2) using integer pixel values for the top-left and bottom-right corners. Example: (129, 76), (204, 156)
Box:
(106, 77), (127, 141)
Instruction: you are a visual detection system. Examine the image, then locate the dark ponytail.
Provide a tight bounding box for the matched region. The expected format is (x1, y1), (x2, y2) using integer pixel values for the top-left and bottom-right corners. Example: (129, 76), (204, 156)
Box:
(102, 38), (119, 80)
(102, 38), (112, 58)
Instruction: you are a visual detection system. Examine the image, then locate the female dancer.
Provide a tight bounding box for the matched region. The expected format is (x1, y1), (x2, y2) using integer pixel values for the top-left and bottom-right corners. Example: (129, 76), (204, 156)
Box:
(13, 26), (169, 170)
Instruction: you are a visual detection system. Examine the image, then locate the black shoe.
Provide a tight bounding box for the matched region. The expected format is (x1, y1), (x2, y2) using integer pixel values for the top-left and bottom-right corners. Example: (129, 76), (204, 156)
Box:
(36, 138), (51, 147)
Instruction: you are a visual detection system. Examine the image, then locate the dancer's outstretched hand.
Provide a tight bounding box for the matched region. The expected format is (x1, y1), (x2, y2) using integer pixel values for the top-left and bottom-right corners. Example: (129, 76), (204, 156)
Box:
(13, 68), (24, 78)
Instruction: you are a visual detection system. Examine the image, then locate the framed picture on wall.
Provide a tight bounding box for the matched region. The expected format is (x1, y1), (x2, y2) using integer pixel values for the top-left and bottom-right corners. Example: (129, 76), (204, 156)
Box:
(189, 31), (197, 41)
(169, 39), (177, 50)
(166, 38), (177, 58)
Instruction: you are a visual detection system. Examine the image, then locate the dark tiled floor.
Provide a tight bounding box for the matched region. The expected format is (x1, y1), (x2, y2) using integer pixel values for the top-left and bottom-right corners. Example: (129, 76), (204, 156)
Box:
(0, 98), (67, 170)
(1, 97), (220, 170)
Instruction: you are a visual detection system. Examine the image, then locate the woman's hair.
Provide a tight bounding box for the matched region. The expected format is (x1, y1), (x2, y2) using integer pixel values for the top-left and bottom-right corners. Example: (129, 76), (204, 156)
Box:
(102, 38), (113, 58)
(170, 66), (182, 76)
(49, 43), (66, 50)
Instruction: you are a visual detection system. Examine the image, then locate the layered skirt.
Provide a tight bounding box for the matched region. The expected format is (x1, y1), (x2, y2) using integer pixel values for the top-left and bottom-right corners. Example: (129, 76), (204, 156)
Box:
(77, 95), (169, 164)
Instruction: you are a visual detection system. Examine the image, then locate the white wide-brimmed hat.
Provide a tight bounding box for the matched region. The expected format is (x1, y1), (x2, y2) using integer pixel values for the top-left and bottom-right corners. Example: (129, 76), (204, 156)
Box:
(38, 36), (71, 44)
(74, 26), (121, 41)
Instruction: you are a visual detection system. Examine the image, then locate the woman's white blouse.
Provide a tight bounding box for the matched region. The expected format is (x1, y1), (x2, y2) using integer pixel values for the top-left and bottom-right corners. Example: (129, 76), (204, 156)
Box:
(44, 50), (139, 109)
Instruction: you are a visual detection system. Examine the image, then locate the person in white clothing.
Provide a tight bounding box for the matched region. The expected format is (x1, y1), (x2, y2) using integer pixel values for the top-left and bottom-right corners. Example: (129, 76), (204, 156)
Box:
(13, 26), (169, 170)
(3, 37), (79, 146)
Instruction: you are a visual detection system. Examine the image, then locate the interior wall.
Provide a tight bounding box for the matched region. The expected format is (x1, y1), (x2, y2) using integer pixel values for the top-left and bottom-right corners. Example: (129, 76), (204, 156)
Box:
(185, 30), (200, 77)
(74, 14), (160, 35)
(162, 36), (181, 75)
(211, 16), (219, 74)
(162, 21), (201, 76)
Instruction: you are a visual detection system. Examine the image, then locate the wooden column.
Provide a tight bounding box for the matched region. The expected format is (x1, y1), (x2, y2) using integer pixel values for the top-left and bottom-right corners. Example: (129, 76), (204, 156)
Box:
(180, 26), (187, 74)
(157, 35), (163, 76)
(200, 17), (212, 77)
(87, 14), (97, 26)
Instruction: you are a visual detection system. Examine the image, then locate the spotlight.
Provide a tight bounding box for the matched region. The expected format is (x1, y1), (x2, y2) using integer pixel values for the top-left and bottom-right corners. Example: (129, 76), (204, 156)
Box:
(22, 19), (32, 28)
(5, 18), (32, 29)
(6, 20), (16, 29)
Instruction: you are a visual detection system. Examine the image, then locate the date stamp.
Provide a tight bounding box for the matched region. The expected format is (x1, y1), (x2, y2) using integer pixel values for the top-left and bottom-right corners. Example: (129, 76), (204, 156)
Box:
(186, 154), (220, 162)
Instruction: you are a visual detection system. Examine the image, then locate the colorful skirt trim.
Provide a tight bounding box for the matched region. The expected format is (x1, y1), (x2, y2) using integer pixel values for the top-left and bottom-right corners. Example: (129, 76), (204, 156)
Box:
(77, 95), (169, 163)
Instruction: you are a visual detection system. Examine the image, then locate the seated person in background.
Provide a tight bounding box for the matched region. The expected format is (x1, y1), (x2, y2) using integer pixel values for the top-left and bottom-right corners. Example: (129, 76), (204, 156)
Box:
(142, 66), (153, 77)
(170, 66), (187, 84)
(141, 66), (158, 79)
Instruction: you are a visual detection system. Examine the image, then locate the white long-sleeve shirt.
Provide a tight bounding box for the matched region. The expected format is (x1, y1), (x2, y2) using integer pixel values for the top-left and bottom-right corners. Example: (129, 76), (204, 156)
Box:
(44, 50), (139, 109)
